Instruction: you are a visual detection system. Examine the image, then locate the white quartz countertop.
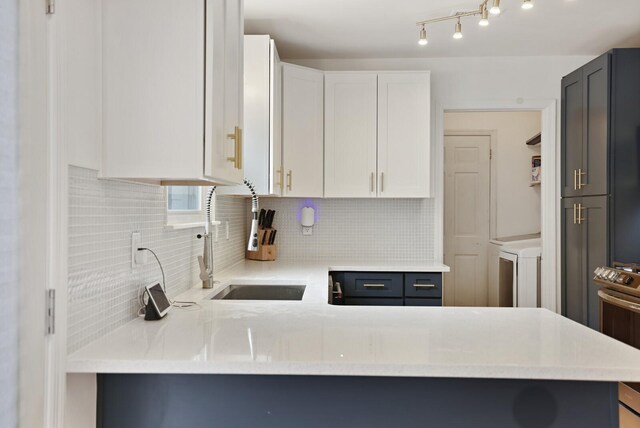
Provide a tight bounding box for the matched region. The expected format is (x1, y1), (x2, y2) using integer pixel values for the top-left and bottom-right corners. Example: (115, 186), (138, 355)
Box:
(67, 260), (640, 382)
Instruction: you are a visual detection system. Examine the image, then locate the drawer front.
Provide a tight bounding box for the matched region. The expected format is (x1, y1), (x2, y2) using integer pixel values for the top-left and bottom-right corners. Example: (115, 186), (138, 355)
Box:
(404, 273), (443, 298)
(404, 298), (442, 307)
(343, 272), (403, 298)
(344, 298), (403, 306)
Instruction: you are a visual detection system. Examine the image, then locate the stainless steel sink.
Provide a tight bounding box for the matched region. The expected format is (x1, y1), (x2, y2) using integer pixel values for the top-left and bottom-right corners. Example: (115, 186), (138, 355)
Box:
(210, 284), (306, 301)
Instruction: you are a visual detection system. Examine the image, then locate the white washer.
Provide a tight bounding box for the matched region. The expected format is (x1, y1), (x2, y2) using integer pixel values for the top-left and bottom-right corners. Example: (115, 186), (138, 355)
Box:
(488, 234), (540, 307)
(499, 241), (541, 308)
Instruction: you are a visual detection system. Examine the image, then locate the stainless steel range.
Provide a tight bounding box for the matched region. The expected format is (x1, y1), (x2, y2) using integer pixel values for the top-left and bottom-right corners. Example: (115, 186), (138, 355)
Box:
(594, 263), (640, 427)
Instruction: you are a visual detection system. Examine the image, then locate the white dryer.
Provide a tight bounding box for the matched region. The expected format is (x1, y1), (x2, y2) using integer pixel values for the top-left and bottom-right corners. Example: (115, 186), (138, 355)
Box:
(499, 241), (541, 308)
(488, 234), (541, 307)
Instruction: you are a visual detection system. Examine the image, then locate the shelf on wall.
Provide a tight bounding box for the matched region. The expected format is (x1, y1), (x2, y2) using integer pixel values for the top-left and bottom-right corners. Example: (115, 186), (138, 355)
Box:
(529, 181), (541, 187)
(526, 132), (542, 146)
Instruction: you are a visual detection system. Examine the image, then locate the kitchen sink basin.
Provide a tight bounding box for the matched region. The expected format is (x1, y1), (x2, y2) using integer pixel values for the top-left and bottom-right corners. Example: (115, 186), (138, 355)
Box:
(210, 284), (306, 301)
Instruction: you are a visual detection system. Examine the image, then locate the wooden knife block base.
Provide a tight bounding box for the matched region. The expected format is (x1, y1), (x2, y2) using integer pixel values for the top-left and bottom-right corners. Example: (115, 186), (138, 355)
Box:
(246, 228), (277, 261)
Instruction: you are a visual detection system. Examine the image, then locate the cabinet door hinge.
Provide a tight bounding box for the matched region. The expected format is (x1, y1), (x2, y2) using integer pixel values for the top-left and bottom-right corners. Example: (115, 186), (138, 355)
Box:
(46, 0), (55, 15)
(46, 289), (55, 335)
(489, 149), (493, 160)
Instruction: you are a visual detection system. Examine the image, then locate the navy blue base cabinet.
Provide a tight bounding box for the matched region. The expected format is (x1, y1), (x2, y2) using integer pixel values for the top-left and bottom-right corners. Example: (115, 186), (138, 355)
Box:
(97, 374), (619, 428)
(331, 271), (443, 306)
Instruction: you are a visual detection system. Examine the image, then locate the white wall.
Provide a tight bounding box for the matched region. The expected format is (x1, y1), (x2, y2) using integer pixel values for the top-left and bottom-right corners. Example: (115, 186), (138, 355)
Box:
(288, 56), (594, 104)
(444, 111), (542, 238)
(0, 0), (18, 426)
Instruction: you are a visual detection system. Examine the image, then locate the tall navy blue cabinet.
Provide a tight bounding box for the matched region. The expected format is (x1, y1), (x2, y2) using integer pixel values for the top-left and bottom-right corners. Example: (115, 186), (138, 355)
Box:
(561, 48), (640, 329)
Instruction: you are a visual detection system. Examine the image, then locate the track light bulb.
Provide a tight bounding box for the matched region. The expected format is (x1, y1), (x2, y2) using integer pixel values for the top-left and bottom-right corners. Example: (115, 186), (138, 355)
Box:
(522, 0), (533, 9)
(490, 0), (501, 15)
(479, 7), (489, 26)
(418, 26), (428, 45)
(453, 19), (463, 39)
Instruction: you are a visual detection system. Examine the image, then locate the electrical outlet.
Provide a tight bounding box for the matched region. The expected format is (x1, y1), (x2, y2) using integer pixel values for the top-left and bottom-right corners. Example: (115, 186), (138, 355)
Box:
(302, 227), (313, 236)
(131, 232), (141, 269)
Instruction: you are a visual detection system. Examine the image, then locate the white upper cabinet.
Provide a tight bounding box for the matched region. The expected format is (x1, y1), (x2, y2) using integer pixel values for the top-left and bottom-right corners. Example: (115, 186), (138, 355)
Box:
(60, 0), (102, 171)
(324, 73), (378, 198)
(324, 71), (431, 198)
(281, 64), (324, 198)
(102, 0), (244, 185)
(377, 72), (431, 198)
(217, 35), (282, 196)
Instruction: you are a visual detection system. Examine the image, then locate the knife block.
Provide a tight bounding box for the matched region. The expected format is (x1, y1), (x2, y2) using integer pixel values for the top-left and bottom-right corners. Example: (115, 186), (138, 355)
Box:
(246, 228), (277, 261)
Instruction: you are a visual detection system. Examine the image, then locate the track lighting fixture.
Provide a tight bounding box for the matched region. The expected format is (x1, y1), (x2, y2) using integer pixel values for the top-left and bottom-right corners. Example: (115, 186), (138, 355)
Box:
(453, 18), (463, 39)
(418, 25), (428, 45)
(415, 0), (535, 47)
(479, 7), (489, 26)
(490, 0), (501, 15)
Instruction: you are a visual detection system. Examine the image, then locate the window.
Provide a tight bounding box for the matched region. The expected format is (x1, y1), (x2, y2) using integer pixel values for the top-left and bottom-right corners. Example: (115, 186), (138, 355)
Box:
(167, 186), (201, 211)
(166, 186), (213, 229)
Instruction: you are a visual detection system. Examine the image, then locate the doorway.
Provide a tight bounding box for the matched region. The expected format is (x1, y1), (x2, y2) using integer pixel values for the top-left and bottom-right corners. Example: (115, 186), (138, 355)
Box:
(443, 111), (542, 307)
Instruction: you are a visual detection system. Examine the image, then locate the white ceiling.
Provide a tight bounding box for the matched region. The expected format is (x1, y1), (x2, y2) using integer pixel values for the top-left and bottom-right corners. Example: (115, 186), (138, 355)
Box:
(244, 0), (640, 59)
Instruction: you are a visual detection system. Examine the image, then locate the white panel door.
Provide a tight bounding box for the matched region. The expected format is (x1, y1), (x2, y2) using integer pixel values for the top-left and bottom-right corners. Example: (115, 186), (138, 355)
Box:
(324, 73), (378, 198)
(377, 72), (431, 198)
(281, 64), (324, 198)
(443, 134), (491, 306)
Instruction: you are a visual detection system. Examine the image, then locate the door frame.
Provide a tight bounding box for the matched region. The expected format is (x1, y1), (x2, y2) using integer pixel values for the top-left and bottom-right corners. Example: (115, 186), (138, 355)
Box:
(433, 100), (558, 312)
(443, 130), (497, 240)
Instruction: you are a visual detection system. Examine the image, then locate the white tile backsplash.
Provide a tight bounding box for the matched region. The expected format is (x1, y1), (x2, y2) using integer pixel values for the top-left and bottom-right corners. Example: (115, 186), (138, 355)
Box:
(255, 198), (435, 262)
(67, 167), (247, 353)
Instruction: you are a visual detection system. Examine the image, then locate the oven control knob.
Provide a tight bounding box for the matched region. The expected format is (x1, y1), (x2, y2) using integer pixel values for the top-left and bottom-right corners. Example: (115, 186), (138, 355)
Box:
(616, 274), (634, 285)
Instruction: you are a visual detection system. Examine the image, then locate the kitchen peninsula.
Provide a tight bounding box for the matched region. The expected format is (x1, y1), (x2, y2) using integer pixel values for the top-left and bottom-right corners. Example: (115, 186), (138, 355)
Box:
(67, 261), (640, 427)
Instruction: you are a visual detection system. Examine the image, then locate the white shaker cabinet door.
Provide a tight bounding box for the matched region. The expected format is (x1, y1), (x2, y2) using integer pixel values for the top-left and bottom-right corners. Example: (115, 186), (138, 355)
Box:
(102, 0), (244, 185)
(102, 0), (205, 181)
(324, 73), (378, 198)
(205, 0), (244, 185)
(377, 72), (431, 198)
(281, 64), (324, 198)
(270, 40), (283, 196)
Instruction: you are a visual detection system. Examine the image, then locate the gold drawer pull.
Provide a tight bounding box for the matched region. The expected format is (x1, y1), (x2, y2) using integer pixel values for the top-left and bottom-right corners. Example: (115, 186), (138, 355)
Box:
(413, 284), (436, 288)
(578, 168), (586, 189)
(577, 203), (585, 225)
(363, 283), (385, 288)
(276, 168), (284, 191)
(226, 126), (242, 169)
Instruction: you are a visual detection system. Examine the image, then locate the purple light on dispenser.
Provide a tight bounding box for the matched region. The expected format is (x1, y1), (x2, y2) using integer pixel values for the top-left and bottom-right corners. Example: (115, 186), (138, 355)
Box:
(297, 199), (319, 223)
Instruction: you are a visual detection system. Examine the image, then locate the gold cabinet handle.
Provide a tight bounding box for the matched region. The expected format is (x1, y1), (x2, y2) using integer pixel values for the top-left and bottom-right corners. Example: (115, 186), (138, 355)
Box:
(573, 169), (578, 190)
(380, 172), (385, 192)
(370, 172), (375, 193)
(286, 170), (292, 191)
(577, 203), (585, 224)
(276, 168), (284, 191)
(226, 126), (242, 169)
(413, 284), (436, 288)
(363, 283), (385, 288)
(573, 203), (577, 225)
(578, 168), (586, 189)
